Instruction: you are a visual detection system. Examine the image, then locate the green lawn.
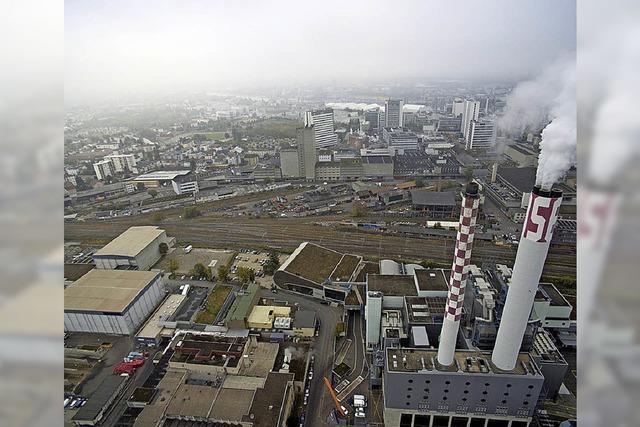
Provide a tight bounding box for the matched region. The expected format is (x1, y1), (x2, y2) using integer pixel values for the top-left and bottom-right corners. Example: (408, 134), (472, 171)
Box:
(195, 285), (232, 324)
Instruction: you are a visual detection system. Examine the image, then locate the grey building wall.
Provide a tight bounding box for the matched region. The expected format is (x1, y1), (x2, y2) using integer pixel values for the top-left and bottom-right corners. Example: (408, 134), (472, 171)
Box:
(383, 368), (544, 425)
(94, 231), (170, 271)
(280, 149), (301, 178)
(64, 274), (165, 335)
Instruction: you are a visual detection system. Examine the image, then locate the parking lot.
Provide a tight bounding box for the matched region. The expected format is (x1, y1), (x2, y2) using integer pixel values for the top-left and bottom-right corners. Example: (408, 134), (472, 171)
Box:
(231, 249), (289, 286)
(154, 247), (233, 277)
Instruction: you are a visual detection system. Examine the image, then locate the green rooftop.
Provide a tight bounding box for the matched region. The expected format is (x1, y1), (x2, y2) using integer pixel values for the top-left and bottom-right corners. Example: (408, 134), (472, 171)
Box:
(225, 283), (260, 323)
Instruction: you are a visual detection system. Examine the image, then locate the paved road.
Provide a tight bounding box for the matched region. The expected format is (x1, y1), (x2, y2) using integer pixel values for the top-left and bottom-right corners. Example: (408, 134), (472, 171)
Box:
(259, 288), (343, 427)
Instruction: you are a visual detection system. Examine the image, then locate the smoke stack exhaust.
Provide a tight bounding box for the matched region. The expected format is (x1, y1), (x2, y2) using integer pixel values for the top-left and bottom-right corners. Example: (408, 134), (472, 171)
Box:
(437, 182), (480, 366)
(491, 186), (562, 371)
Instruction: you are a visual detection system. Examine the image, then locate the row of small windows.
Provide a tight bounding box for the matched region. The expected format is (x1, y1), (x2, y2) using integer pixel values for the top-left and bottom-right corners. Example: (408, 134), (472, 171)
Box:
(407, 379), (536, 390)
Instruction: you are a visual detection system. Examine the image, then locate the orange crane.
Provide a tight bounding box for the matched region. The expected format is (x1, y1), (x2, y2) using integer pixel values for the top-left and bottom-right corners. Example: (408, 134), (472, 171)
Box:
(323, 377), (346, 417)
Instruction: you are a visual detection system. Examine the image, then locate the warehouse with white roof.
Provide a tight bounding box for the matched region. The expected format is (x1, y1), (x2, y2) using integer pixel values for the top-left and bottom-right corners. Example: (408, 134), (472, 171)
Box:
(93, 226), (173, 270)
(64, 269), (165, 335)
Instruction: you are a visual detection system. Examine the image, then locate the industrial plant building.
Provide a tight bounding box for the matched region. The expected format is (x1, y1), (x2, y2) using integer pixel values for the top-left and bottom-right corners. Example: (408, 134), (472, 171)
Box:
(64, 269), (165, 335)
(273, 242), (362, 302)
(92, 226), (174, 270)
(366, 183), (572, 426)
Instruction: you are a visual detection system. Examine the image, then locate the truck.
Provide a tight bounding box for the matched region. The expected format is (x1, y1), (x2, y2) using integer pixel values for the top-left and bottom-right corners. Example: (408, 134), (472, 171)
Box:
(353, 395), (367, 408)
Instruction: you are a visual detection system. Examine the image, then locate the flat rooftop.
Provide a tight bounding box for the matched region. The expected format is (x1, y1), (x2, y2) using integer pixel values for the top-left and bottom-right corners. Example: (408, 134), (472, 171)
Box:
(64, 269), (159, 313)
(330, 254), (361, 282)
(94, 226), (165, 258)
(386, 348), (538, 376)
(405, 296), (447, 324)
(368, 274), (417, 296)
(72, 375), (127, 423)
(134, 170), (191, 181)
(539, 283), (571, 307)
(414, 269), (449, 292)
(210, 388), (254, 421)
(280, 242), (344, 284)
(410, 190), (457, 206)
(497, 167), (536, 193)
(172, 335), (247, 368)
(136, 294), (186, 339)
(165, 383), (218, 418)
(243, 372), (294, 426)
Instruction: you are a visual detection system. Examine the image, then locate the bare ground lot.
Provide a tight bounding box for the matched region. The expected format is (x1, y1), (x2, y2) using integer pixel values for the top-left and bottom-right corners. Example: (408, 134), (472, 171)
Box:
(155, 247), (233, 276)
(232, 251), (289, 286)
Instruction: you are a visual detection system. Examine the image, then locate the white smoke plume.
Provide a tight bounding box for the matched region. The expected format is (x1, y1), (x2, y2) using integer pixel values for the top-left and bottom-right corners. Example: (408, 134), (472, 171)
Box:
(536, 60), (576, 188)
(498, 56), (576, 188)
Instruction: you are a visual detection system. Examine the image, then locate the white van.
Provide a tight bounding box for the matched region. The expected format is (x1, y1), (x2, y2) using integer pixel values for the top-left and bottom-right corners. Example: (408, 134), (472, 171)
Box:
(184, 245), (193, 254)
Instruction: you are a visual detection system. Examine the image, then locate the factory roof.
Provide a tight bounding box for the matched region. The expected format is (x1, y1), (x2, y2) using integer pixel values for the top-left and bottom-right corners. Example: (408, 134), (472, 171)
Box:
(165, 383), (218, 418)
(367, 274), (417, 296)
(64, 263), (95, 281)
(539, 283), (572, 307)
(386, 348), (540, 376)
(330, 254), (361, 282)
(72, 375), (127, 423)
(64, 269), (160, 313)
(410, 190), (457, 206)
(280, 242), (344, 284)
(225, 283), (260, 324)
(507, 144), (537, 156)
(414, 269), (449, 292)
(293, 310), (316, 329)
(133, 170), (191, 181)
(94, 226), (165, 258)
(405, 296), (447, 324)
(210, 388), (254, 421)
(136, 294), (186, 339)
(362, 155), (393, 164)
(497, 167), (537, 193)
(243, 372), (294, 426)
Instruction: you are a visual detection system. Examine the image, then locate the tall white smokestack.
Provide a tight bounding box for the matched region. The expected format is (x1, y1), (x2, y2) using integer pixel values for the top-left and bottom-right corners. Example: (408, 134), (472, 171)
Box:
(437, 182), (480, 366)
(491, 186), (562, 371)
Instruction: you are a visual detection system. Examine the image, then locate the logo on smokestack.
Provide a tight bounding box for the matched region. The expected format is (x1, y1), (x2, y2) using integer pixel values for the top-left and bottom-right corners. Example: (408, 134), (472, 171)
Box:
(523, 193), (561, 243)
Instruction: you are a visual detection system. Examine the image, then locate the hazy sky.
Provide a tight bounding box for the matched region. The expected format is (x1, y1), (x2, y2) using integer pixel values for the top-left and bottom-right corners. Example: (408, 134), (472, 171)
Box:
(65, 0), (576, 105)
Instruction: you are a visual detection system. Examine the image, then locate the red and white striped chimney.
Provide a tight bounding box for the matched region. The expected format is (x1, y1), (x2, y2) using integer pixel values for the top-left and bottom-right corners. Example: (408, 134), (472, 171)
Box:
(437, 182), (480, 366)
(492, 186), (562, 371)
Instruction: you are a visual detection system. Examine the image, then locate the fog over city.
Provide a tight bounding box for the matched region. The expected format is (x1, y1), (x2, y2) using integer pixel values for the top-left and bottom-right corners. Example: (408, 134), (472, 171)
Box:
(65, 0), (576, 105)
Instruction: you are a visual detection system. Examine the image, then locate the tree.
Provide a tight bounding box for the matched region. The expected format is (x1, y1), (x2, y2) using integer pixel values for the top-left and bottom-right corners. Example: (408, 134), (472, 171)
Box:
(217, 265), (230, 282)
(351, 202), (367, 218)
(414, 177), (425, 188)
(183, 206), (201, 219)
(224, 132), (230, 139)
(192, 263), (213, 280)
(159, 242), (169, 255)
(168, 259), (179, 273)
(237, 267), (256, 283)
(263, 250), (280, 276)
(136, 182), (146, 191)
(148, 189), (158, 198)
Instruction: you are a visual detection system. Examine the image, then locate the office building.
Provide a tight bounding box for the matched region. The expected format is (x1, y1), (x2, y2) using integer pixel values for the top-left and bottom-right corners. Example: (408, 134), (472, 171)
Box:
(385, 98), (404, 128)
(297, 125), (317, 180)
(465, 120), (496, 150)
(452, 98), (465, 117)
(304, 108), (337, 148)
(383, 128), (419, 153)
(461, 100), (480, 138)
(93, 159), (115, 181)
(105, 154), (137, 173)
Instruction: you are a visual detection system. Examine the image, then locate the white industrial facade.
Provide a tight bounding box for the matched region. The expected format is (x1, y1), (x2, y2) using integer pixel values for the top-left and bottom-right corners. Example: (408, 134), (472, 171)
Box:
(93, 226), (172, 271)
(304, 108), (337, 149)
(64, 270), (165, 335)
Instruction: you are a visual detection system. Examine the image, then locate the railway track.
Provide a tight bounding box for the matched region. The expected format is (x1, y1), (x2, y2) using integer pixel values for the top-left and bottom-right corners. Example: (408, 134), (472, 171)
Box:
(65, 216), (575, 278)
